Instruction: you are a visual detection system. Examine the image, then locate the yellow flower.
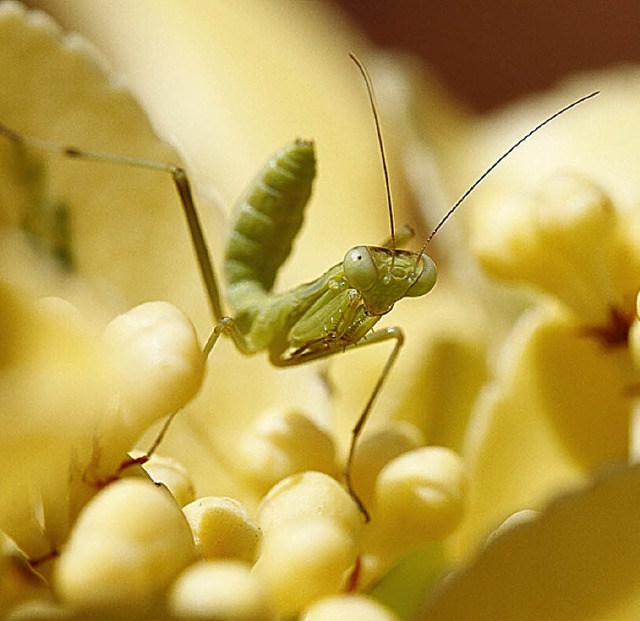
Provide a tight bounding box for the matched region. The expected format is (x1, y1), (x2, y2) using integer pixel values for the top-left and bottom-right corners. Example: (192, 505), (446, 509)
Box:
(8, 1), (640, 619)
(369, 52), (640, 616)
(421, 463), (640, 619)
(410, 68), (640, 562)
(1, 2), (471, 617)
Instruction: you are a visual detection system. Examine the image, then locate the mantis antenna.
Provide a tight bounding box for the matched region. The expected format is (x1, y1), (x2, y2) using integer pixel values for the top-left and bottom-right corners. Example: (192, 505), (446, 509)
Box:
(349, 52), (397, 257)
(348, 52), (598, 266)
(418, 90), (599, 256)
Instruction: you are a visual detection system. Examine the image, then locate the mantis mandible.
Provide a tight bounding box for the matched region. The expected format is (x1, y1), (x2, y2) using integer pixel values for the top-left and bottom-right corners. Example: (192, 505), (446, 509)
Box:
(0, 54), (597, 520)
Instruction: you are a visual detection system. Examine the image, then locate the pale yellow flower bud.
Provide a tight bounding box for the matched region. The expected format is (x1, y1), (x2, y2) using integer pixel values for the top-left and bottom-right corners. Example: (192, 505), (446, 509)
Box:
(363, 447), (466, 578)
(54, 479), (195, 609)
(141, 454), (196, 507)
(349, 421), (425, 511)
(257, 471), (363, 537)
(377, 446), (466, 538)
(236, 409), (337, 496)
(301, 594), (400, 621)
(254, 472), (363, 615)
(253, 518), (359, 617)
(183, 497), (261, 563)
(103, 301), (205, 431)
(169, 560), (274, 621)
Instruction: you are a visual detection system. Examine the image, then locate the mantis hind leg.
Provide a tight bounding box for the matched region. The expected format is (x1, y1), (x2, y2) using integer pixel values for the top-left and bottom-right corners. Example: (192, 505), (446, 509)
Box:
(0, 121), (224, 325)
(274, 325), (405, 522)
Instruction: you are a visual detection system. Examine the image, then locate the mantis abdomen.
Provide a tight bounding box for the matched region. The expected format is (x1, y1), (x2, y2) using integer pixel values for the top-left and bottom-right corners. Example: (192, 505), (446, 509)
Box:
(224, 139), (316, 312)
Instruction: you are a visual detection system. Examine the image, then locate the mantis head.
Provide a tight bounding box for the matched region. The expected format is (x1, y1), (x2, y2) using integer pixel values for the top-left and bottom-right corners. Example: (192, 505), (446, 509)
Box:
(343, 245), (437, 315)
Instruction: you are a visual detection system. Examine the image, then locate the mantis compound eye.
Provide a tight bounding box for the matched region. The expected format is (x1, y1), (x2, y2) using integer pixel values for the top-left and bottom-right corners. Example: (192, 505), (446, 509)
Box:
(343, 246), (378, 292)
(405, 254), (437, 297)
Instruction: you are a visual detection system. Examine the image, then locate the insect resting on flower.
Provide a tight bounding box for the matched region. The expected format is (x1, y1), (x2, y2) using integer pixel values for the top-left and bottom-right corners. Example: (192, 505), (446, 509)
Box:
(0, 53), (597, 521)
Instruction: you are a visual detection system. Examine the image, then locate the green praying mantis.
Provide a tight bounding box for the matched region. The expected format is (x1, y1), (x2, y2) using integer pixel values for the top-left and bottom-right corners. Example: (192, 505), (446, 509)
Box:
(0, 53), (597, 520)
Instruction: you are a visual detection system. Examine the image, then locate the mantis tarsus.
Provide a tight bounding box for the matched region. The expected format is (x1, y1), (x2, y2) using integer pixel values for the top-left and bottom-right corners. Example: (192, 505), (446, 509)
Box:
(0, 54), (598, 521)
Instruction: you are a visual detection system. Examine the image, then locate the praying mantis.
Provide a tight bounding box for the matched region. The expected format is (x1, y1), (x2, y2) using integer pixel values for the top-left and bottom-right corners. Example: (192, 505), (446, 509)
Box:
(0, 53), (597, 520)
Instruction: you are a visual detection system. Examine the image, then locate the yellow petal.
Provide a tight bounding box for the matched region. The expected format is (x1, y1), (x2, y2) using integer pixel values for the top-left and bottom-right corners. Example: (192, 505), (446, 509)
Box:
(0, 278), (204, 557)
(28, 0), (409, 272)
(0, 531), (50, 616)
(0, 282), (104, 557)
(449, 67), (640, 224)
(0, 2), (191, 313)
(472, 172), (625, 324)
(423, 464), (640, 620)
(456, 301), (631, 558)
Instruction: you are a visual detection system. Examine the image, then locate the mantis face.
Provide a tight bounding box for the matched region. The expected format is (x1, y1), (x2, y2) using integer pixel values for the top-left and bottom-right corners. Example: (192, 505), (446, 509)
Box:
(343, 246), (438, 316)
